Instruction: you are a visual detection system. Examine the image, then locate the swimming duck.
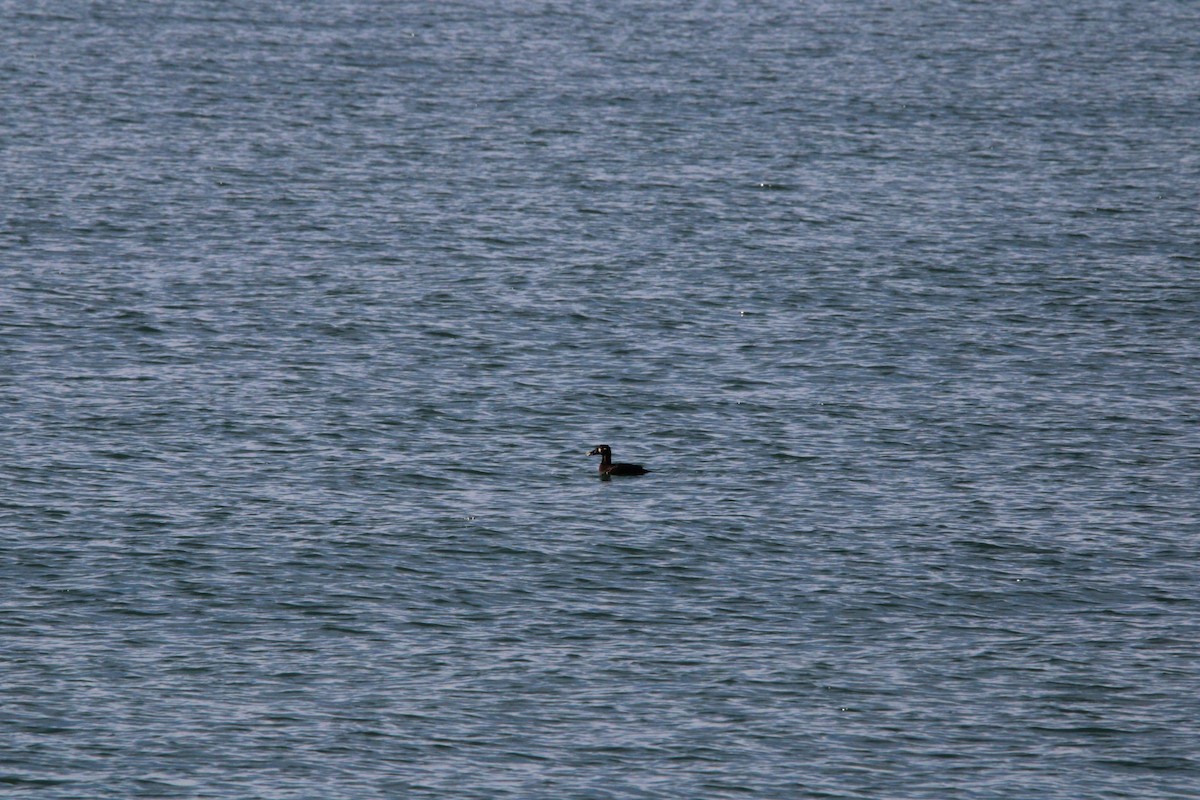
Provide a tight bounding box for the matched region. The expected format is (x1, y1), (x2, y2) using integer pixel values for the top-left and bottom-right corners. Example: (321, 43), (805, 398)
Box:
(587, 444), (649, 476)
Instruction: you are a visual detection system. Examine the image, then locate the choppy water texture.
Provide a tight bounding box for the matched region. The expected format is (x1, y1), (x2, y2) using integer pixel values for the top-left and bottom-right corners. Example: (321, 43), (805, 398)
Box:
(3, 1), (1199, 798)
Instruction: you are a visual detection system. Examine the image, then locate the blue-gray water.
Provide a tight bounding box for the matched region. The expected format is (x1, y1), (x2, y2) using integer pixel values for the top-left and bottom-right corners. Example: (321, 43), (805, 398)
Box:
(3, 2), (1199, 798)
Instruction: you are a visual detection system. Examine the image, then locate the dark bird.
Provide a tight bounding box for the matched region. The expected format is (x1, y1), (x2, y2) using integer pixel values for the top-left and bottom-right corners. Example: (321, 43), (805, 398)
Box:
(587, 444), (649, 476)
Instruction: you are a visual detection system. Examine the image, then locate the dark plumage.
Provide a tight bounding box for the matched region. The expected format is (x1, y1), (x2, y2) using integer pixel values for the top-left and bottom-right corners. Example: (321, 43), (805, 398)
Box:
(587, 444), (649, 476)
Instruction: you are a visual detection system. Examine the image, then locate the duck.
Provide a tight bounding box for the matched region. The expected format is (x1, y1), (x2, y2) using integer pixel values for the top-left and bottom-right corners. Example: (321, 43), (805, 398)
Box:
(587, 444), (649, 476)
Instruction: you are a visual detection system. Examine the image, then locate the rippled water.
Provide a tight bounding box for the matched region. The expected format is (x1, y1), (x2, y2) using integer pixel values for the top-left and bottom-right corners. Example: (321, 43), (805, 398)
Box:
(3, 1), (1199, 798)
